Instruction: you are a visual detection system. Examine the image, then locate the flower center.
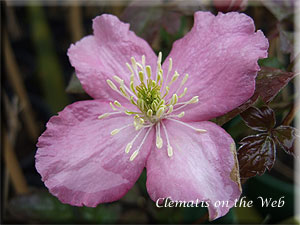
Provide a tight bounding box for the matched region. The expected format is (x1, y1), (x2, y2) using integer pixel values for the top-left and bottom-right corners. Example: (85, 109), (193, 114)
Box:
(98, 52), (206, 161)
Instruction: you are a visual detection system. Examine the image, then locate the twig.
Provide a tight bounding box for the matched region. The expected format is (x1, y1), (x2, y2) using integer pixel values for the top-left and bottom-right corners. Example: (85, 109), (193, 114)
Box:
(69, 3), (84, 42)
(3, 130), (30, 194)
(282, 104), (300, 126)
(4, 29), (39, 141)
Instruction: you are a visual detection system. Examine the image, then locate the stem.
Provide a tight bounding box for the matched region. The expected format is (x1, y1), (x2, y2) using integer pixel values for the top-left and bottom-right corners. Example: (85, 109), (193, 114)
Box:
(3, 130), (29, 194)
(4, 29), (39, 141)
(282, 104), (300, 126)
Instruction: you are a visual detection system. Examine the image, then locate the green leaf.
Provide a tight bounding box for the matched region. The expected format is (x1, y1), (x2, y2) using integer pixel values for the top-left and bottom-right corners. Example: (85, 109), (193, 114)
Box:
(8, 191), (74, 223)
(240, 106), (275, 132)
(238, 134), (276, 179)
(66, 72), (85, 94)
(8, 190), (121, 223)
(272, 125), (297, 156)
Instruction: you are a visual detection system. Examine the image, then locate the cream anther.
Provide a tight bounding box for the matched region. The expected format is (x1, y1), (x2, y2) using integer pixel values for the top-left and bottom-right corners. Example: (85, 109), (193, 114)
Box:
(179, 87), (187, 98)
(171, 71), (179, 83)
(156, 107), (165, 118)
(110, 102), (117, 111)
(111, 129), (120, 135)
(130, 150), (139, 161)
(138, 71), (144, 83)
(106, 79), (117, 91)
(113, 75), (124, 85)
(126, 62), (134, 74)
(178, 112), (185, 118)
(147, 109), (153, 117)
(114, 100), (122, 107)
(130, 127), (153, 161)
(125, 143), (132, 153)
(142, 55), (146, 66)
(170, 94), (178, 105)
(156, 136), (163, 148)
(131, 57), (137, 70)
(168, 58), (173, 73)
(146, 66), (152, 78)
(190, 96), (199, 104)
(167, 145), (173, 157)
(181, 74), (189, 86)
(167, 105), (173, 114)
(98, 113), (110, 119)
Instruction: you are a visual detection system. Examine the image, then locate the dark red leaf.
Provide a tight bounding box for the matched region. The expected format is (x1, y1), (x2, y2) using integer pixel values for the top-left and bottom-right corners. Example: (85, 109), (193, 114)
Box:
(121, 3), (181, 44)
(272, 125), (297, 156)
(255, 67), (295, 103)
(240, 106), (275, 131)
(214, 67), (296, 126)
(238, 134), (276, 179)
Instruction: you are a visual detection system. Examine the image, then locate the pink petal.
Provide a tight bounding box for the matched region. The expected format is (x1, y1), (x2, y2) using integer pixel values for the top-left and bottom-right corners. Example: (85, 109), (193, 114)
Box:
(162, 11), (268, 121)
(146, 119), (241, 220)
(36, 100), (154, 206)
(67, 14), (157, 100)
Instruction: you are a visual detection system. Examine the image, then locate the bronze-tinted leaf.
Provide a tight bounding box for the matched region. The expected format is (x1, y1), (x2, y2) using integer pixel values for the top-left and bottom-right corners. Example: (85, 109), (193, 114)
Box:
(255, 67), (295, 103)
(215, 67), (296, 126)
(240, 106), (275, 131)
(238, 134), (276, 179)
(121, 3), (181, 44)
(272, 125), (297, 156)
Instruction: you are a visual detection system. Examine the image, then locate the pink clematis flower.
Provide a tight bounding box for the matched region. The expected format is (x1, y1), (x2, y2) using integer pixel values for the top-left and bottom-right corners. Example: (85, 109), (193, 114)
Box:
(35, 11), (268, 220)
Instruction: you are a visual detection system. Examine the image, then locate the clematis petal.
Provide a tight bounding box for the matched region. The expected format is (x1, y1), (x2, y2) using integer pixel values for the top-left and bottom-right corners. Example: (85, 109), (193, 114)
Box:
(67, 14), (157, 100)
(36, 100), (154, 206)
(146, 120), (241, 220)
(162, 11), (268, 121)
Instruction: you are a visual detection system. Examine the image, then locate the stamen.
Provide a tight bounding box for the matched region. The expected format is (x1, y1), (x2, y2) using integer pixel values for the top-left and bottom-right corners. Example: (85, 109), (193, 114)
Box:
(113, 75), (124, 85)
(110, 102), (117, 111)
(161, 121), (173, 157)
(131, 57), (137, 71)
(120, 86), (129, 98)
(98, 111), (122, 119)
(168, 71), (179, 87)
(130, 96), (136, 105)
(111, 123), (132, 136)
(146, 65), (152, 79)
(142, 55), (146, 67)
(168, 58), (173, 74)
(114, 100), (122, 107)
(167, 118), (207, 133)
(157, 52), (162, 65)
(167, 105), (173, 114)
(170, 94), (178, 105)
(106, 79), (118, 91)
(126, 62), (134, 74)
(175, 74), (189, 94)
(130, 81), (137, 95)
(156, 52), (162, 81)
(156, 122), (163, 149)
(156, 107), (165, 118)
(139, 71), (144, 83)
(98, 113), (110, 119)
(147, 109), (153, 117)
(173, 96), (199, 112)
(179, 87), (187, 98)
(125, 128), (145, 153)
(130, 126), (153, 161)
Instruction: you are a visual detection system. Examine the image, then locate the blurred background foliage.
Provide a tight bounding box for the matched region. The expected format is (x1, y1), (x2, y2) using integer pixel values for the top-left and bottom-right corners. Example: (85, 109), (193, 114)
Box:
(2, 0), (299, 224)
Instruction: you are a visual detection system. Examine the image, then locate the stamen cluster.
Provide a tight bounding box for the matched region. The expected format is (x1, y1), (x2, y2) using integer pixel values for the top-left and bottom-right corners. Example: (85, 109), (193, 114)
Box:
(98, 52), (206, 161)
